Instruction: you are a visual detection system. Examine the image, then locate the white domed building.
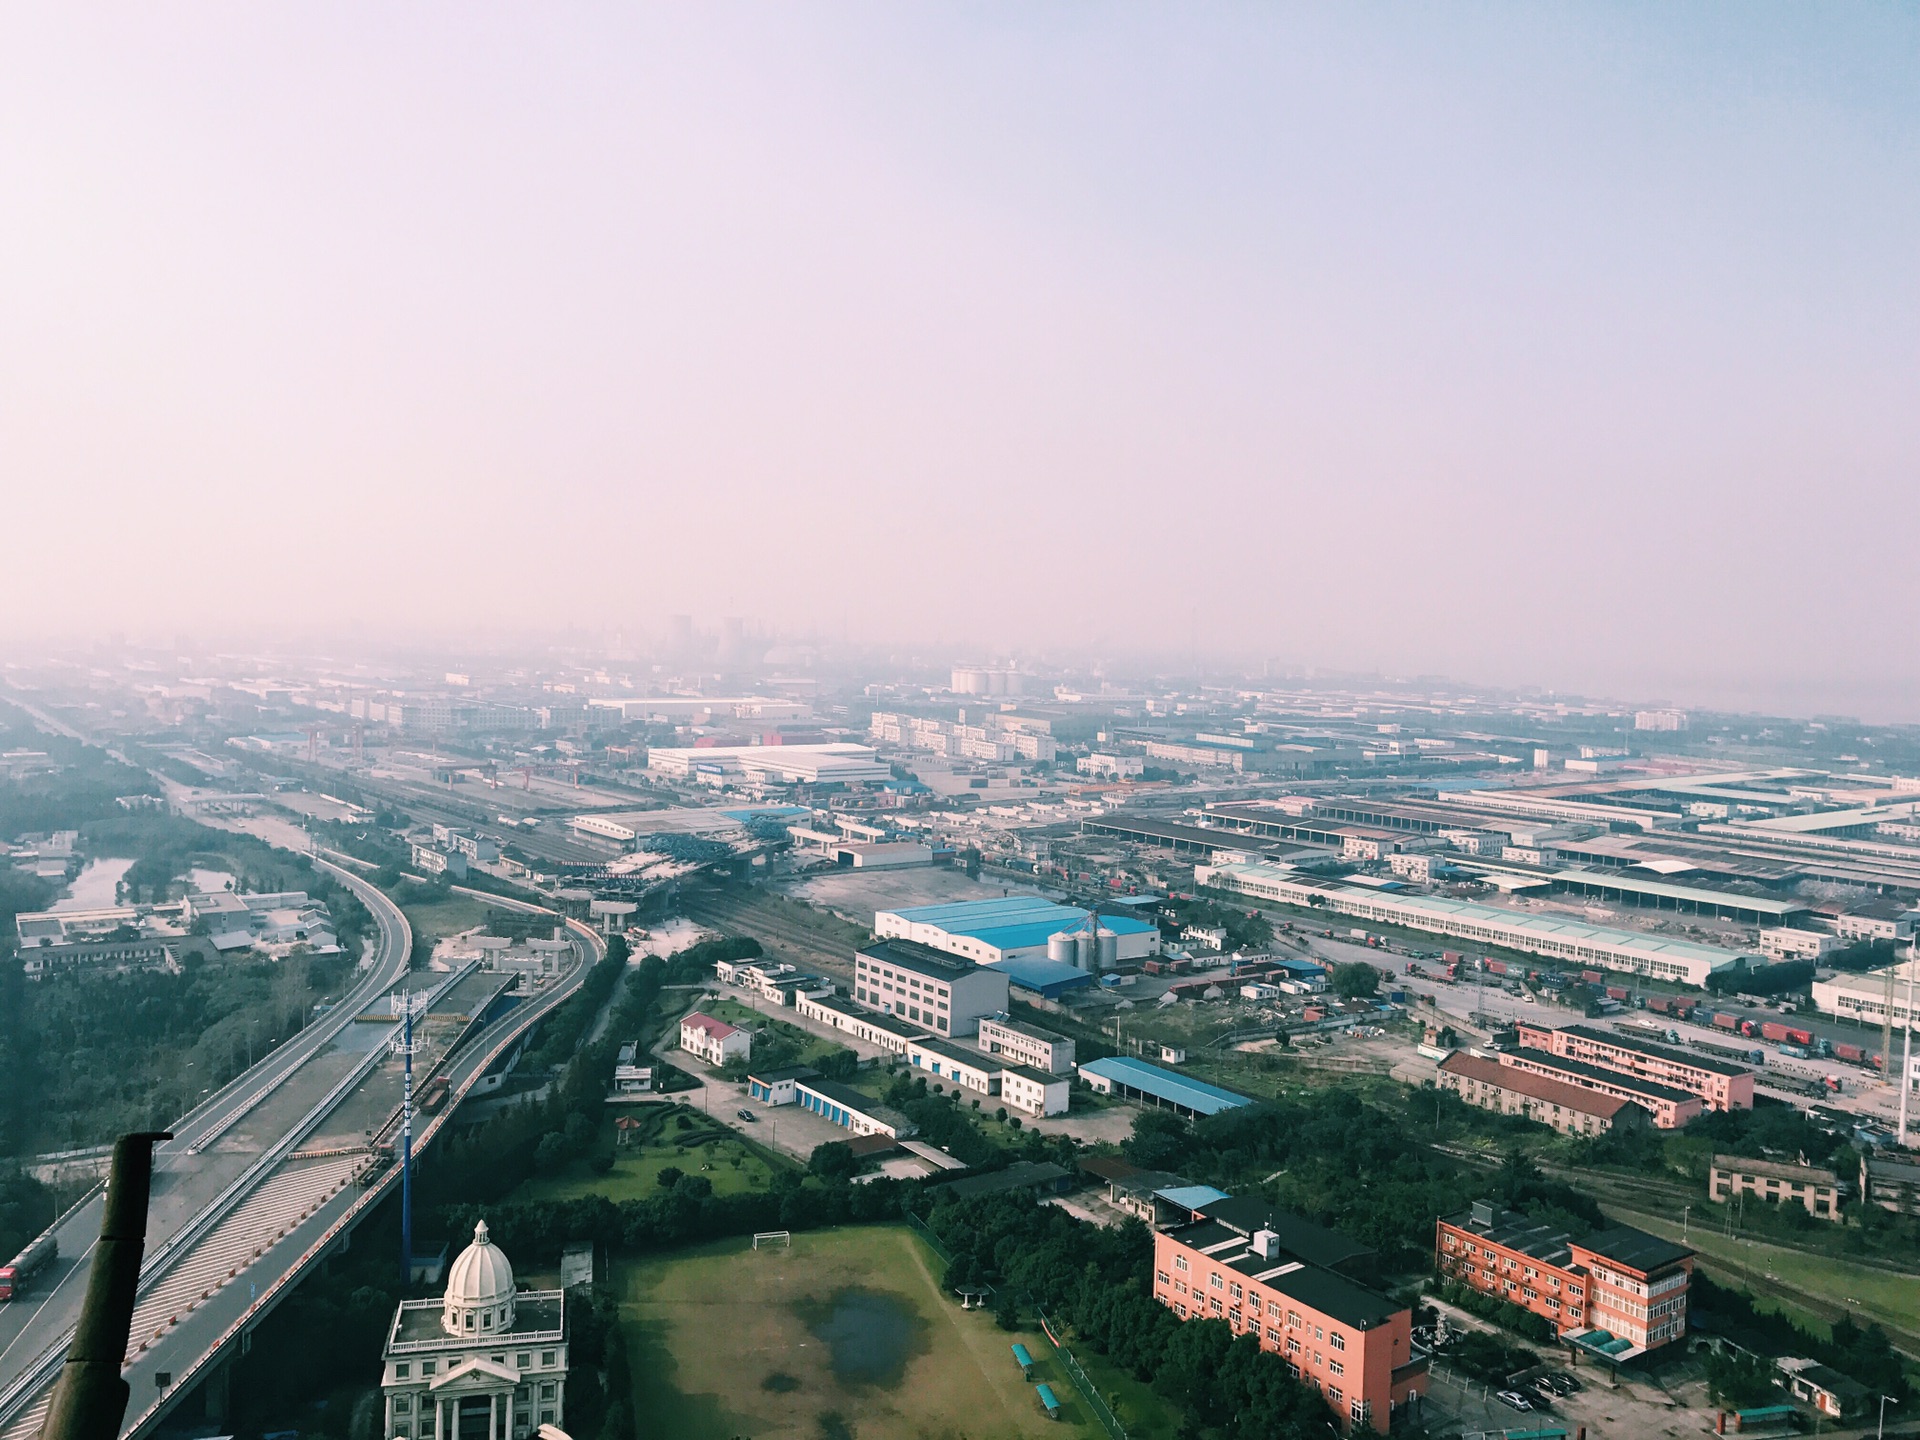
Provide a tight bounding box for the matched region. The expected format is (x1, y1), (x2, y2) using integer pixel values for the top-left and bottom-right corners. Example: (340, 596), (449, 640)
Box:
(380, 1221), (570, 1440)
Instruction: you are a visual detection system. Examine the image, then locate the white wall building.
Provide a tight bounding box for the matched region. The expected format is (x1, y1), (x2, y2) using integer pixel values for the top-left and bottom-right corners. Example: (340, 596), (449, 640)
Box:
(381, 1222), (568, 1440)
(679, 1012), (751, 1066)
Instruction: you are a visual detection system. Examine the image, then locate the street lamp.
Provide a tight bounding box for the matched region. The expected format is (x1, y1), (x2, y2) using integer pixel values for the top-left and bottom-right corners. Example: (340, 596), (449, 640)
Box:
(1878, 1393), (1900, 1440)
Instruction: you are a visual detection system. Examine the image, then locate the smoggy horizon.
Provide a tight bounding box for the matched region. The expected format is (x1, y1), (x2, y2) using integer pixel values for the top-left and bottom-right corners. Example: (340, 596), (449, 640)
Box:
(5, 7), (1918, 720)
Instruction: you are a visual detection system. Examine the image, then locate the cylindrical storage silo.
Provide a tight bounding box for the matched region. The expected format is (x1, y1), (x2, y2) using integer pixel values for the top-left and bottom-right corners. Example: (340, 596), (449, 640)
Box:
(1048, 931), (1078, 966)
(1075, 931), (1096, 970)
(1097, 932), (1119, 971)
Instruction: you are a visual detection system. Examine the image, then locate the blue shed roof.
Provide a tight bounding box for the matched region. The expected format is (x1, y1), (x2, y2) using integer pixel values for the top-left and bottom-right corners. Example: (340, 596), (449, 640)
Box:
(984, 957), (1097, 997)
(1077, 1057), (1254, 1115)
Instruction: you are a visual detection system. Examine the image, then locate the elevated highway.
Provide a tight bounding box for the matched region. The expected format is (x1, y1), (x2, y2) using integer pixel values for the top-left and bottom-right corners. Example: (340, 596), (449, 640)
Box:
(0, 885), (601, 1439)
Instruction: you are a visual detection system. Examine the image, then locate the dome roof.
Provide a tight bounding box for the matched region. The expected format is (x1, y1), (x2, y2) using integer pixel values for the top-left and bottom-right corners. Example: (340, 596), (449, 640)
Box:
(442, 1220), (517, 1336)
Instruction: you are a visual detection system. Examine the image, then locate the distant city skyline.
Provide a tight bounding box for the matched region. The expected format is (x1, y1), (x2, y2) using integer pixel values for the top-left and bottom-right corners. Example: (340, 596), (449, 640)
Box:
(4, 7), (1917, 720)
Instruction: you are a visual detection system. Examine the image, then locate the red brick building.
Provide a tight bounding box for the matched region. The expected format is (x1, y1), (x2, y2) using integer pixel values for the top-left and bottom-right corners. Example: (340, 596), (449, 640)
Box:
(1512, 1023), (1754, 1112)
(1436, 1202), (1694, 1359)
(1437, 1052), (1649, 1136)
(1152, 1198), (1426, 1432)
(1494, 1048), (1704, 1129)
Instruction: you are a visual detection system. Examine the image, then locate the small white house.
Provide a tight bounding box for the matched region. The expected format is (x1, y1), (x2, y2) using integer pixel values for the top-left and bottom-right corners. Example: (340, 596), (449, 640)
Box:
(679, 1012), (750, 1066)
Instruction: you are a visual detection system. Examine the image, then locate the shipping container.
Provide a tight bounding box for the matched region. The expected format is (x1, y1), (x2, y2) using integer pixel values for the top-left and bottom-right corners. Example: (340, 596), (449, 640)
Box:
(1443, 951), (1462, 965)
(1778, 1043), (1810, 1060)
(1606, 985), (1629, 1001)
(1582, 970), (1605, 986)
(1834, 1041), (1864, 1063)
(1484, 959), (1509, 976)
(1712, 1013), (1741, 1032)
(1760, 1021), (1790, 1043)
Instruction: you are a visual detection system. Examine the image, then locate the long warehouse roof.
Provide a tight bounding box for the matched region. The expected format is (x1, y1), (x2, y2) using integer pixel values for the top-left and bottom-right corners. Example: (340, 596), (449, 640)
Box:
(1549, 869), (1809, 918)
(1077, 1056), (1253, 1116)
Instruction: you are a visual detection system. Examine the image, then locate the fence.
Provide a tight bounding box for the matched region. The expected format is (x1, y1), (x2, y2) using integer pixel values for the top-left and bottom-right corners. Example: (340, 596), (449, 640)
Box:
(1035, 1308), (1129, 1440)
(906, 1215), (1127, 1440)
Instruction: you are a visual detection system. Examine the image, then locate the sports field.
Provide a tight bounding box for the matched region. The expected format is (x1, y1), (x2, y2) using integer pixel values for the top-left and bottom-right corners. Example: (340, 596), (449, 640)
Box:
(618, 1225), (1112, 1440)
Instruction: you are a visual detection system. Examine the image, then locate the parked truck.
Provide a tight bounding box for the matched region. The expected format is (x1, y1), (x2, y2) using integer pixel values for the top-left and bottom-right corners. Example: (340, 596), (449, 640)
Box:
(1606, 985), (1630, 1002)
(1712, 1013), (1742, 1033)
(1760, 1023), (1815, 1047)
(0, 1233), (57, 1301)
(1483, 959), (1509, 976)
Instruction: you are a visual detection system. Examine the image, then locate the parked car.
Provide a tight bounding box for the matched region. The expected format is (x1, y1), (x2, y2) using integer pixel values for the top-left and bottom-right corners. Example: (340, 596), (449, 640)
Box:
(736, 1108), (757, 1121)
(1547, 1371), (1581, 1393)
(1495, 1391), (1535, 1412)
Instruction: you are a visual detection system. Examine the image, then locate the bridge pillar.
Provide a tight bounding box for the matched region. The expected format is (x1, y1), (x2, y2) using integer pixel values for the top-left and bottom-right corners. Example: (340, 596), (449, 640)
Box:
(204, 1356), (232, 1426)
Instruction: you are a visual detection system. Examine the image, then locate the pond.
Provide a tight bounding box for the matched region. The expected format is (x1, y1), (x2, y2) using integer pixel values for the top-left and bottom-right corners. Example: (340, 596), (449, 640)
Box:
(54, 857), (134, 911)
(797, 1288), (928, 1387)
(189, 867), (236, 894)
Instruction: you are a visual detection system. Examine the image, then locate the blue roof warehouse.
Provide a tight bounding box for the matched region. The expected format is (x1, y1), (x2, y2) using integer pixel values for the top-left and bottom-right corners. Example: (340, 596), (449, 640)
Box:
(875, 896), (1161, 966)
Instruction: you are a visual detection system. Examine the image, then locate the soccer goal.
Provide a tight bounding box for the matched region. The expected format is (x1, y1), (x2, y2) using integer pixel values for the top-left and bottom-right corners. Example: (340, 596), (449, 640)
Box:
(752, 1231), (791, 1250)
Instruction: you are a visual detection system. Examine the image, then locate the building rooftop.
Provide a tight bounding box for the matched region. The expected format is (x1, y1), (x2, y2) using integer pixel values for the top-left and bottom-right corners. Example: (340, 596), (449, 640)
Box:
(681, 1011), (740, 1041)
(1077, 1056), (1253, 1116)
(1439, 1051), (1639, 1119)
(1441, 1205), (1576, 1268)
(388, 1291), (566, 1351)
(1165, 1218), (1403, 1330)
(930, 1161), (1072, 1199)
(1575, 1225), (1694, 1274)
(981, 1013), (1070, 1044)
(796, 1077), (914, 1132)
(858, 939), (979, 982)
(1551, 1024), (1753, 1078)
(1500, 1048), (1700, 1106)
(1549, 869), (1809, 919)
(1196, 1198), (1377, 1275)
(747, 1064), (820, 1085)
(1711, 1153), (1840, 1186)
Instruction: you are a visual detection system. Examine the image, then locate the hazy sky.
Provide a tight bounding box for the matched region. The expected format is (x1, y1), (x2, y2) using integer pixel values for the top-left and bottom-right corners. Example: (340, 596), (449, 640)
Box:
(4, 6), (1917, 714)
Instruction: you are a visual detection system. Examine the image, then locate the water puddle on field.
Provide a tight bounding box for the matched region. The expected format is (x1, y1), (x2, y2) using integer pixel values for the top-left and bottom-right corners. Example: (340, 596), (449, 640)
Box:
(795, 1288), (927, 1387)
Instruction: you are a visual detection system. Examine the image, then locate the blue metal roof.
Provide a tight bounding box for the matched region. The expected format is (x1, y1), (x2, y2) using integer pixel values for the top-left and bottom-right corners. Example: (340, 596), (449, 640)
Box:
(1011, 1343), (1034, 1367)
(1078, 1057), (1253, 1115)
(984, 957), (1096, 996)
(883, 897), (1156, 948)
(1035, 1383), (1061, 1411)
(1154, 1184), (1231, 1210)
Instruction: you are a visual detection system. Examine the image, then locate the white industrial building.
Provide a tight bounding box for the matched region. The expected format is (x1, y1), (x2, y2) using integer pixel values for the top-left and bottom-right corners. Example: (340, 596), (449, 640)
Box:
(646, 743), (889, 787)
(1195, 861), (1751, 987)
(1811, 960), (1920, 1033)
(873, 897), (1161, 968)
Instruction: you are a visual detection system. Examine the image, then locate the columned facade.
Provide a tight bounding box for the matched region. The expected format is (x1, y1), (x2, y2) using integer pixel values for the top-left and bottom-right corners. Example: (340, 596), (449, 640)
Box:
(382, 1222), (569, 1440)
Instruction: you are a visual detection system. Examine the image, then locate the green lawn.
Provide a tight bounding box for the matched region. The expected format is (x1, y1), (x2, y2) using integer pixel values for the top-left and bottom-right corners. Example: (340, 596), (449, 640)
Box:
(617, 1226), (1127, 1440)
(700, 996), (857, 1070)
(517, 1106), (789, 1204)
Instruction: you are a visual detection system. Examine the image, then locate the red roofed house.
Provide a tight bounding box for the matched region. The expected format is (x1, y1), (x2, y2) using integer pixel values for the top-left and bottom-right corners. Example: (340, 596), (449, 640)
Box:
(679, 1012), (751, 1066)
(1437, 1052), (1649, 1137)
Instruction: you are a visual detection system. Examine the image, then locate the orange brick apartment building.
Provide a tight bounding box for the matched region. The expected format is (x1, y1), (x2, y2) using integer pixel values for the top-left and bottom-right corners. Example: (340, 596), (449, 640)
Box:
(1153, 1198), (1426, 1432)
(1512, 1023), (1754, 1112)
(1436, 1201), (1695, 1359)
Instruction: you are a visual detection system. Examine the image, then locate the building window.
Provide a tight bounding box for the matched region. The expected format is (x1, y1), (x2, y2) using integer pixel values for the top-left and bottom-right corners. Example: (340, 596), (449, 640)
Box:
(395, 1363), (411, 1379)
(1209, 1274), (1224, 1290)
(394, 1396), (412, 1414)
(1173, 1256), (1188, 1272)
(1329, 1332), (1345, 1351)
(422, 1361), (437, 1376)
(1328, 1360), (1344, 1376)
(1286, 1338), (1301, 1355)
(1156, 1271), (1170, 1285)
(539, 1383), (556, 1401)
(1229, 1283), (1243, 1300)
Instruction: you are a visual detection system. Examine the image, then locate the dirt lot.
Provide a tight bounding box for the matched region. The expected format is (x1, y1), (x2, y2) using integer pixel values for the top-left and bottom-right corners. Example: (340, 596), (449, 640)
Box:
(778, 865), (1049, 923)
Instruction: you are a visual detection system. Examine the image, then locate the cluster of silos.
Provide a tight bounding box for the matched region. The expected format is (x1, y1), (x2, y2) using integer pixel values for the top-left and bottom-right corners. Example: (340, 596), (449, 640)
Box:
(1047, 920), (1118, 972)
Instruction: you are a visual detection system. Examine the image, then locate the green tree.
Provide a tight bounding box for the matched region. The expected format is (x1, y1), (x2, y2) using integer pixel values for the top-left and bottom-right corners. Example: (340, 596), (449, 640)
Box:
(1329, 962), (1379, 999)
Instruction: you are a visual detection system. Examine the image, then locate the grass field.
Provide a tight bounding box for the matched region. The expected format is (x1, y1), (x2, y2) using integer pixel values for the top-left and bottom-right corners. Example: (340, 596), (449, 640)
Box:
(618, 1226), (1117, 1440)
(1609, 1204), (1920, 1344)
(519, 1106), (789, 1204)
(399, 891), (499, 946)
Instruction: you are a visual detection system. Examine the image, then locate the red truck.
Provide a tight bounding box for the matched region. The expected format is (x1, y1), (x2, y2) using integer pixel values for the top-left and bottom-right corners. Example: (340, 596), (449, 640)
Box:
(0, 1234), (57, 1302)
(1832, 1042), (1883, 1069)
(1760, 1023), (1815, 1047)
